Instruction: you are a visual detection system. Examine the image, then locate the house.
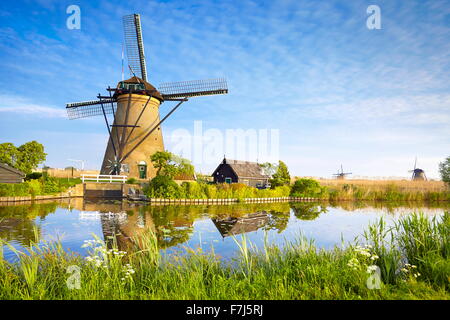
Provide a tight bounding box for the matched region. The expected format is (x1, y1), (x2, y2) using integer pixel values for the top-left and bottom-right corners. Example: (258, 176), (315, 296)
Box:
(0, 163), (26, 184)
(211, 158), (270, 188)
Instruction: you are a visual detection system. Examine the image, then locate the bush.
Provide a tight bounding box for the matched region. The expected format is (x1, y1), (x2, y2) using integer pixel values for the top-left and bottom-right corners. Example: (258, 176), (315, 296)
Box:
(126, 177), (139, 185)
(290, 178), (326, 198)
(145, 175), (181, 199)
(27, 179), (42, 196)
(25, 172), (43, 181)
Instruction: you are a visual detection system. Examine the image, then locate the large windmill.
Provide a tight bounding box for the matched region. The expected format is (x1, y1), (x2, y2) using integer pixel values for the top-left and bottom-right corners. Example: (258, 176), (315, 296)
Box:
(332, 164), (352, 180)
(409, 157), (427, 181)
(66, 14), (228, 179)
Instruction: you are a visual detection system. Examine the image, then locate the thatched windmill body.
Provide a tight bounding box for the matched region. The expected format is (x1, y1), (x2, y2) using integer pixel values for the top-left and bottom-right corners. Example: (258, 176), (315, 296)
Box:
(66, 14), (228, 179)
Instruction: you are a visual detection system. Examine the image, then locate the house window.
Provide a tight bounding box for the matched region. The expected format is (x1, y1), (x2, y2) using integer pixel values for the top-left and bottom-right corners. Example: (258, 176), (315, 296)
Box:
(225, 177), (232, 184)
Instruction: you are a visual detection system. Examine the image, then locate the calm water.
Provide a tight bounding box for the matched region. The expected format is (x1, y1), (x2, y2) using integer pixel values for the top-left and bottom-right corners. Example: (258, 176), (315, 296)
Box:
(0, 198), (448, 262)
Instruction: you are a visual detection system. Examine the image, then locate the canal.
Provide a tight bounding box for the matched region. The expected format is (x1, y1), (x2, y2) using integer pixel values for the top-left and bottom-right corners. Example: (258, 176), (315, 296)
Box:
(1, 199), (448, 262)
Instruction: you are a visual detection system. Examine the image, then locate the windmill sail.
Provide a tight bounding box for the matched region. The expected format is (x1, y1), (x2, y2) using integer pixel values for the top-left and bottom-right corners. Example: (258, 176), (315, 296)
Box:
(158, 78), (228, 99)
(66, 99), (117, 119)
(123, 14), (147, 82)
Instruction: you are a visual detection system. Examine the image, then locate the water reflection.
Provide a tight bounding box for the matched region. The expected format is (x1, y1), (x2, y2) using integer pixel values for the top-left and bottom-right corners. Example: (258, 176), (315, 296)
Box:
(0, 198), (448, 261)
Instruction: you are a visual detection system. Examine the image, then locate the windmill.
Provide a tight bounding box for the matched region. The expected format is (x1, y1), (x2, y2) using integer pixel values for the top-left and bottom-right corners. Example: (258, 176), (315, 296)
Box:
(409, 157), (427, 181)
(332, 164), (352, 180)
(66, 14), (228, 179)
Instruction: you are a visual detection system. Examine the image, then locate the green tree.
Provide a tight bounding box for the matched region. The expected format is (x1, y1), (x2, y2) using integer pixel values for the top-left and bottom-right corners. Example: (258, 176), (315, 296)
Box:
(259, 162), (277, 177)
(0, 143), (19, 167)
(150, 151), (174, 176)
(270, 160), (290, 187)
(16, 141), (47, 174)
(150, 151), (195, 179)
(0, 141), (46, 174)
(439, 156), (450, 186)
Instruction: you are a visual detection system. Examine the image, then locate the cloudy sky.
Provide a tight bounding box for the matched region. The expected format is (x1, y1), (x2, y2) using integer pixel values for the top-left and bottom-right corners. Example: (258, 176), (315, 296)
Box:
(0, 0), (449, 178)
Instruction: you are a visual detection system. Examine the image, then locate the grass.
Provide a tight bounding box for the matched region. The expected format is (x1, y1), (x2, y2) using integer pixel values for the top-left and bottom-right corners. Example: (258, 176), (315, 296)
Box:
(313, 179), (449, 201)
(0, 177), (81, 197)
(0, 212), (448, 300)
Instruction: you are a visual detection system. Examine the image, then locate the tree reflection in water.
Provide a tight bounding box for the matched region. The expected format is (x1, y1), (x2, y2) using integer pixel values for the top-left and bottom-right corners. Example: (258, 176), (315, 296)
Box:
(0, 202), (58, 246)
(291, 202), (328, 220)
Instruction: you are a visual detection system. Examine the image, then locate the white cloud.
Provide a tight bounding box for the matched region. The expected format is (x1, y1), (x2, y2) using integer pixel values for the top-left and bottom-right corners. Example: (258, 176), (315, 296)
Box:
(0, 94), (66, 118)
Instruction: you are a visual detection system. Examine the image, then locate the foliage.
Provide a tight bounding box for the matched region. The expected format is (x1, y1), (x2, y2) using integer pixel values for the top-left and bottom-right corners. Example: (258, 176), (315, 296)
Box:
(0, 177), (81, 197)
(259, 162), (277, 177)
(150, 151), (194, 179)
(0, 143), (19, 167)
(270, 160), (290, 187)
(290, 178), (327, 198)
(439, 156), (450, 186)
(0, 213), (449, 300)
(25, 172), (43, 181)
(144, 175), (181, 199)
(0, 141), (47, 175)
(126, 177), (139, 185)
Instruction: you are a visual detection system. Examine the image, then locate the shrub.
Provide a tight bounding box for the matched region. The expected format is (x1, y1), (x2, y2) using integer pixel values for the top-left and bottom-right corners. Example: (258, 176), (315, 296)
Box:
(25, 172), (43, 181)
(290, 178), (326, 198)
(145, 175), (181, 199)
(126, 177), (139, 185)
(27, 180), (42, 196)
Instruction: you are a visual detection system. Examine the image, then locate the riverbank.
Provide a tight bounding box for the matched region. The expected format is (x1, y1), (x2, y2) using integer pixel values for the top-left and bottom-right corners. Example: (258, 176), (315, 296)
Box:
(0, 212), (448, 299)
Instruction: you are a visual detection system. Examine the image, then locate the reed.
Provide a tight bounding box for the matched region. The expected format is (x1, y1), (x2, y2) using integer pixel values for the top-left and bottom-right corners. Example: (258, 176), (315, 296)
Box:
(0, 213), (448, 300)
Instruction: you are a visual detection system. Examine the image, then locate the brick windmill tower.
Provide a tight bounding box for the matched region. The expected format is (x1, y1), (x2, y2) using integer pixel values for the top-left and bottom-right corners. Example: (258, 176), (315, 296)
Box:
(66, 14), (228, 179)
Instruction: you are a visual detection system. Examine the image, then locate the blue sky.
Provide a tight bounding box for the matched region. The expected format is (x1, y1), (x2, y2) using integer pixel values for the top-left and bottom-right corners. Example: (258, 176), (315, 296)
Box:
(0, 0), (449, 178)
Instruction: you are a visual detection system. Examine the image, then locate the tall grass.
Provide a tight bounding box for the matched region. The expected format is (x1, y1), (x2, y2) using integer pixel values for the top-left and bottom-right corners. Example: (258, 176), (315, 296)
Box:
(0, 213), (448, 300)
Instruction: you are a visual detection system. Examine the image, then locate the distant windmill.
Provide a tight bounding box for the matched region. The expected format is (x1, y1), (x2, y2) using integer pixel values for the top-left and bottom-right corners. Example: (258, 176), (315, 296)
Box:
(409, 157), (427, 181)
(332, 164), (352, 180)
(66, 14), (228, 179)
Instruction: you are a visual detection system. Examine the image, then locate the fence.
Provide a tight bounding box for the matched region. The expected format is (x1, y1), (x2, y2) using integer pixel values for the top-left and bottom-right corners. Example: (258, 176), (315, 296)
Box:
(81, 174), (128, 183)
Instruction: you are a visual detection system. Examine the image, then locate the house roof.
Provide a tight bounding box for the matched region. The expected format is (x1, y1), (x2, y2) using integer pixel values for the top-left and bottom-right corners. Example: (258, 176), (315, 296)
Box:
(0, 163), (25, 177)
(212, 158), (269, 179)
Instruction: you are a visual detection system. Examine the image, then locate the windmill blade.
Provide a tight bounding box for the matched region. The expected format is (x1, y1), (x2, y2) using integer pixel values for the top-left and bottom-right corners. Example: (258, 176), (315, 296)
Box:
(159, 78), (228, 99)
(66, 99), (117, 119)
(123, 14), (147, 82)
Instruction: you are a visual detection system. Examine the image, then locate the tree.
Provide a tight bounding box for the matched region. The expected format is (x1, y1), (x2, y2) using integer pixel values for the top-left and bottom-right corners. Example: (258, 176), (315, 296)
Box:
(259, 162), (277, 177)
(270, 160), (290, 187)
(151, 151), (174, 176)
(0, 141), (46, 174)
(16, 141), (47, 174)
(439, 156), (450, 186)
(150, 151), (195, 179)
(0, 143), (19, 167)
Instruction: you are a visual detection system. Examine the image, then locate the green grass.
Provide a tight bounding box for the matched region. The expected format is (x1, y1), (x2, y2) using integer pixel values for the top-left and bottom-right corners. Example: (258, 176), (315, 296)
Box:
(0, 177), (81, 197)
(0, 213), (449, 300)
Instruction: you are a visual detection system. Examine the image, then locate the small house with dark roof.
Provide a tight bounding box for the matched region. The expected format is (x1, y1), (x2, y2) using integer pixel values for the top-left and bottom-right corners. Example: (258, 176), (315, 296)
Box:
(211, 158), (270, 188)
(0, 163), (26, 184)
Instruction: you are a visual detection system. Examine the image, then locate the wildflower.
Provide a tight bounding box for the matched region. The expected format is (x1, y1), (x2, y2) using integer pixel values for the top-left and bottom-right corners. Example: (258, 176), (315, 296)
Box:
(370, 255), (379, 261)
(366, 265), (378, 273)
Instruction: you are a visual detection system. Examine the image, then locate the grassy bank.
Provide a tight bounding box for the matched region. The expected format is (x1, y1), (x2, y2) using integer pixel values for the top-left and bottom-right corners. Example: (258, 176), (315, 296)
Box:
(0, 212), (448, 300)
(317, 179), (449, 201)
(0, 177), (81, 197)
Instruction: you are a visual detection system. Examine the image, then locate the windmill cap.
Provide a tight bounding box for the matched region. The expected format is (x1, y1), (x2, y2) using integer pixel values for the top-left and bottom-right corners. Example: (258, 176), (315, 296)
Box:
(116, 76), (164, 101)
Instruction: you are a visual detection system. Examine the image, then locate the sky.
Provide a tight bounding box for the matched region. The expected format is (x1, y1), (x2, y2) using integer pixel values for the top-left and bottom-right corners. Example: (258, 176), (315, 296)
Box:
(0, 0), (449, 179)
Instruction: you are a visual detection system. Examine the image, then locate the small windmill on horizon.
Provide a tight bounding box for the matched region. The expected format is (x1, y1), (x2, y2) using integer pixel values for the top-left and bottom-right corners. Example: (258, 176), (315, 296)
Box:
(65, 14), (228, 179)
(409, 157), (427, 181)
(332, 164), (352, 180)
